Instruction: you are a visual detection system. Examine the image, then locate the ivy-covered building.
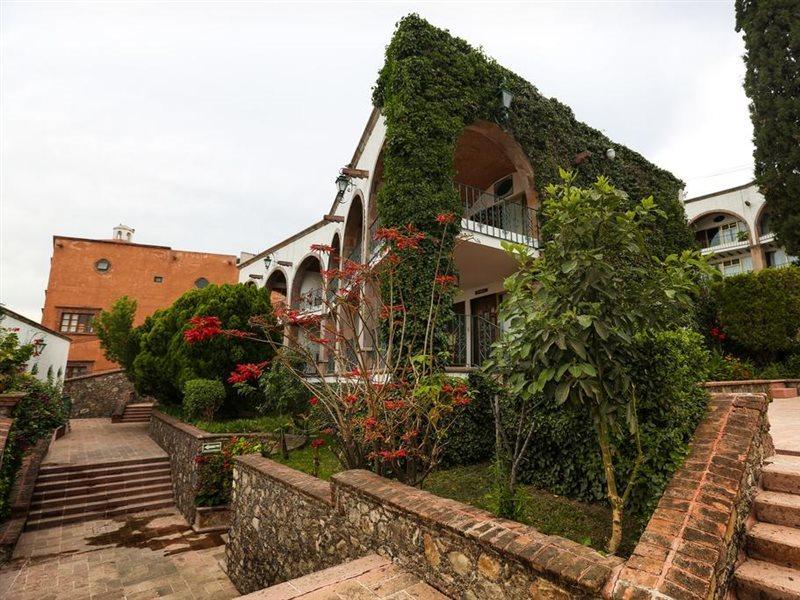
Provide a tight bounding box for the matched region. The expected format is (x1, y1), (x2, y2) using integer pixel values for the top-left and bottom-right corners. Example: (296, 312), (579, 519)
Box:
(238, 15), (694, 371)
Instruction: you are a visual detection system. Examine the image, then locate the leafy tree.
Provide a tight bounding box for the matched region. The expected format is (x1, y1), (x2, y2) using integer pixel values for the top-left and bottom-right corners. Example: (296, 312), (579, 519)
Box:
(488, 172), (714, 553)
(94, 296), (139, 371)
(131, 284), (275, 408)
(736, 1), (800, 253)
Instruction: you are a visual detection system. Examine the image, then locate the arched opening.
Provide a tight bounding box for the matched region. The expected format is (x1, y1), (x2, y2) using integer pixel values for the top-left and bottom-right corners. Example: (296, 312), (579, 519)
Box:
(453, 120), (538, 241)
(758, 207), (773, 238)
(291, 256), (323, 312)
(265, 269), (288, 312)
(329, 233), (341, 270)
(367, 148), (385, 254)
(690, 211), (749, 249)
(342, 195), (364, 264)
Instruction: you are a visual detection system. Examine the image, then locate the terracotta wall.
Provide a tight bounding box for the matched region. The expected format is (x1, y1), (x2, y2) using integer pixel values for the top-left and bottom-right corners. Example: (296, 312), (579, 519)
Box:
(42, 236), (238, 372)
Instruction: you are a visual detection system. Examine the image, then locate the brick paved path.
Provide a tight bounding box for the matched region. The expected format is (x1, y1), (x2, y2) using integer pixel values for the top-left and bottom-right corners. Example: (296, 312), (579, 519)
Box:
(769, 396), (800, 455)
(0, 419), (239, 599)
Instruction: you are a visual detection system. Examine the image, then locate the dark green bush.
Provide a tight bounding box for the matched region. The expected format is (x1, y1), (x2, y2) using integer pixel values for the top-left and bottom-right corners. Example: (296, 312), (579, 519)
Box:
(131, 283), (276, 408)
(516, 329), (711, 520)
(713, 266), (800, 363)
(183, 379), (225, 421)
(439, 372), (497, 467)
(257, 352), (311, 416)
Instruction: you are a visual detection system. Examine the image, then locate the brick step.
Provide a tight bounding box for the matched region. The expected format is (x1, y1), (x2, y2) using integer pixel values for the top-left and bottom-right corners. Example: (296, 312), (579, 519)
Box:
(28, 489), (174, 521)
(36, 460), (170, 484)
(755, 490), (800, 528)
(122, 408), (152, 413)
(38, 456), (168, 475)
(735, 559), (800, 599)
(771, 387), (797, 399)
(25, 498), (176, 531)
(747, 522), (800, 569)
(762, 456), (800, 495)
(33, 467), (172, 493)
(31, 480), (173, 511)
(118, 418), (150, 422)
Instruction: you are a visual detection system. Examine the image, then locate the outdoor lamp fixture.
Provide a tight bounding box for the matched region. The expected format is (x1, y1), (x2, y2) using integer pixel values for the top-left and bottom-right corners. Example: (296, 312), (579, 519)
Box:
(501, 87), (515, 110)
(335, 173), (352, 201)
(263, 255), (273, 270)
(606, 148), (616, 160)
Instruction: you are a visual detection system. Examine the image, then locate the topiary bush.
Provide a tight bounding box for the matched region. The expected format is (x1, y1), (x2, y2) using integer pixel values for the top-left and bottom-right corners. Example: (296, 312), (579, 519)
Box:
(183, 378), (225, 421)
(516, 329), (711, 521)
(131, 283), (276, 409)
(713, 266), (800, 364)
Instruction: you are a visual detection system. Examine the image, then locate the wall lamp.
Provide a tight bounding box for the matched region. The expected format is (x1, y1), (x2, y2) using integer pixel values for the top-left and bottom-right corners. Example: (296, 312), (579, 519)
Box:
(501, 87), (515, 110)
(335, 173), (352, 201)
(263, 255), (273, 270)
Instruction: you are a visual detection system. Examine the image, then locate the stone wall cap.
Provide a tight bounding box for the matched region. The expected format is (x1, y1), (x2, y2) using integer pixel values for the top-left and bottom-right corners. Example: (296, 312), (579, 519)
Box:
(332, 469), (621, 593)
(705, 378), (800, 387)
(234, 454), (333, 506)
(64, 368), (126, 382)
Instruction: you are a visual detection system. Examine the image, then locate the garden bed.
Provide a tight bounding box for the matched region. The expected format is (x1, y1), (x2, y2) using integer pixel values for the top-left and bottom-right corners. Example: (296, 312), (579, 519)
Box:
(155, 404), (295, 434)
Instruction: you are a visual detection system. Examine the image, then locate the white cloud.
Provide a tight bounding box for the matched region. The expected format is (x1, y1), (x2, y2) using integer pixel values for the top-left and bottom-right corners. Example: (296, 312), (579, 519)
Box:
(1, 1), (754, 320)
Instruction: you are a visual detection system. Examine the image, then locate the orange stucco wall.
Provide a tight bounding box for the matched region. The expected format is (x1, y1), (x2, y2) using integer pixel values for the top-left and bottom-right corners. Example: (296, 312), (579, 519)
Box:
(42, 237), (238, 373)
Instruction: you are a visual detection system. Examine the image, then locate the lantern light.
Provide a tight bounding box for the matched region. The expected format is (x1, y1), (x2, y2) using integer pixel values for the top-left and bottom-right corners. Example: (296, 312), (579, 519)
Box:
(501, 88), (515, 110)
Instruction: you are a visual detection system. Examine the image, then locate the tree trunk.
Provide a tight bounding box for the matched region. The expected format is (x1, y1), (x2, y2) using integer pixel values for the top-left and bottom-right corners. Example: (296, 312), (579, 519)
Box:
(596, 414), (623, 555)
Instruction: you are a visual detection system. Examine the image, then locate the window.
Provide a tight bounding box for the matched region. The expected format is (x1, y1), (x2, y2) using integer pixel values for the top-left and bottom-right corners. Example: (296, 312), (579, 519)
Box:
(95, 258), (111, 272)
(719, 256), (753, 277)
(65, 362), (92, 378)
(154, 276), (163, 283)
(59, 310), (98, 334)
(195, 277), (209, 289)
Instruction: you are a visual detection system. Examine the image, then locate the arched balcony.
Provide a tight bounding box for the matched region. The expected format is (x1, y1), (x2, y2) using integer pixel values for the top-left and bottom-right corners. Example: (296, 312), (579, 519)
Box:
(291, 256), (324, 312)
(265, 269), (288, 312)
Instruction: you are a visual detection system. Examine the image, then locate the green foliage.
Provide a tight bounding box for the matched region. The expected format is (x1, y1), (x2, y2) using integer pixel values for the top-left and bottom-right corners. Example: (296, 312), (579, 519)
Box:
(257, 351), (311, 416)
(707, 350), (756, 381)
(131, 284), (275, 408)
(94, 296), (139, 371)
(439, 372), (496, 467)
(371, 15), (694, 356)
(0, 375), (68, 518)
(0, 323), (34, 393)
(736, 2), (800, 255)
(516, 330), (711, 521)
(195, 437), (263, 507)
(712, 266), (800, 363)
(183, 378), (225, 421)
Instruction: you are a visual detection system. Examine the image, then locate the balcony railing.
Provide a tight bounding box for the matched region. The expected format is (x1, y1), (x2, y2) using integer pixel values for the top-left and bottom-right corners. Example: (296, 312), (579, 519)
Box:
(448, 313), (501, 368)
(455, 181), (538, 247)
(699, 238), (750, 255)
(295, 287), (324, 312)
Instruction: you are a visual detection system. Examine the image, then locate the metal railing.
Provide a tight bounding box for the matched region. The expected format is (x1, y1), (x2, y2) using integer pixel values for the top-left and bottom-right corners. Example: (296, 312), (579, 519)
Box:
(455, 181), (538, 247)
(295, 287), (324, 311)
(447, 313), (500, 368)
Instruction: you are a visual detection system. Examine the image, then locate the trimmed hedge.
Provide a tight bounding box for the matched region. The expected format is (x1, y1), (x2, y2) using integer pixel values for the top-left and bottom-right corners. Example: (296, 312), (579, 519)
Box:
(183, 379), (225, 421)
(516, 329), (711, 520)
(439, 372), (497, 468)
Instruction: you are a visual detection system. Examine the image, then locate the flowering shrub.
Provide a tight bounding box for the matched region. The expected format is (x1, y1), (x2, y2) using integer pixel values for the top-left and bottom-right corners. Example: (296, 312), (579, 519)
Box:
(183, 214), (470, 485)
(194, 436), (263, 506)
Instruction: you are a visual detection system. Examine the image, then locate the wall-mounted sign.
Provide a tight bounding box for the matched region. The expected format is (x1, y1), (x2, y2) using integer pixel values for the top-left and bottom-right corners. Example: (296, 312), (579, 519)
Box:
(201, 441), (223, 454)
(474, 288), (489, 295)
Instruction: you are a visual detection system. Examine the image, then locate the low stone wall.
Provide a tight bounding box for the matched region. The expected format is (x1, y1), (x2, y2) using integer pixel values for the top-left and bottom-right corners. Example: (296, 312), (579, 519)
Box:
(608, 392), (772, 600)
(704, 378), (800, 395)
(226, 455), (622, 598)
(64, 369), (136, 418)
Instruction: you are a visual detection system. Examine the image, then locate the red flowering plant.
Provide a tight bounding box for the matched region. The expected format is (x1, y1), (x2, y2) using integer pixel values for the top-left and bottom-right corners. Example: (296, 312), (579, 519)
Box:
(194, 436), (263, 506)
(184, 213), (472, 486)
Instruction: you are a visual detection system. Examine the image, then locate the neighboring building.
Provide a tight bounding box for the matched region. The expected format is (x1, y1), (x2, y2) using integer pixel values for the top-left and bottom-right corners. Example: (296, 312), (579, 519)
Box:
(42, 225), (239, 376)
(683, 182), (795, 277)
(1, 306), (70, 383)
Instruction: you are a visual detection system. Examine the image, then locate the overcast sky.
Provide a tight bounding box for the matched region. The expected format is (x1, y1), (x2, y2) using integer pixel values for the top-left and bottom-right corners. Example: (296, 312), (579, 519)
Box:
(1, 1), (754, 321)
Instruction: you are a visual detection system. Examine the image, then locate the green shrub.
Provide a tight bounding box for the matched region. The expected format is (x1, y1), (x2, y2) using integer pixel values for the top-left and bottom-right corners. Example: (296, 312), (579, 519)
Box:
(183, 379), (225, 421)
(516, 329), (711, 520)
(257, 352), (311, 416)
(707, 350), (756, 381)
(94, 296), (140, 371)
(131, 283), (276, 408)
(713, 266), (800, 363)
(440, 372), (496, 467)
(195, 436), (263, 506)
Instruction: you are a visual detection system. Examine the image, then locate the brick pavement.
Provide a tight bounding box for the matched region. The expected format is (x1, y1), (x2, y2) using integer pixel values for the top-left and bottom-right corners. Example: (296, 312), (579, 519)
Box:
(0, 508), (238, 600)
(768, 396), (800, 455)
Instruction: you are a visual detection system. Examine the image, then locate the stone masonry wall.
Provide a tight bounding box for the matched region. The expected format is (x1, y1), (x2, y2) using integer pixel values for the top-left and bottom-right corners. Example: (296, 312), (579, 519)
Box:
(148, 411), (231, 523)
(608, 393), (772, 600)
(64, 369), (134, 418)
(226, 455), (622, 599)
(704, 379), (800, 395)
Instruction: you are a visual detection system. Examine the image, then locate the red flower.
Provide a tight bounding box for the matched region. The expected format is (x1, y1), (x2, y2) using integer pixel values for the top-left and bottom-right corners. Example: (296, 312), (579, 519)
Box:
(363, 417), (378, 429)
(436, 212), (456, 225)
(309, 396), (319, 406)
(344, 393), (358, 405)
(376, 448), (407, 461)
(311, 438), (325, 449)
(384, 399), (405, 411)
(434, 275), (457, 287)
(184, 316), (222, 343)
(380, 304), (406, 319)
(228, 361), (269, 384)
(311, 244), (335, 253)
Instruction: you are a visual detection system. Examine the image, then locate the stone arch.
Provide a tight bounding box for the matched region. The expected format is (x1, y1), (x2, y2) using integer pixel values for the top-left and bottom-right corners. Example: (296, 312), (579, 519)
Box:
(754, 202), (772, 237)
(342, 193), (365, 263)
(265, 268), (288, 310)
(290, 254), (323, 309)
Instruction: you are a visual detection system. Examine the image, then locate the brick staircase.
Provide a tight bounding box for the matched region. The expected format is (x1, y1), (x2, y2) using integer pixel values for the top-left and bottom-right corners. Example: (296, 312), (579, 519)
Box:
(769, 382), (798, 399)
(116, 402), (155, 423)
(25, 456), (174, 530)
(735, 454), (800, 598)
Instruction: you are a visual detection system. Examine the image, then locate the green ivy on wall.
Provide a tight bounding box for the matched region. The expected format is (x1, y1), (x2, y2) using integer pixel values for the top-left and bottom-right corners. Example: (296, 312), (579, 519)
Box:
(373, 14), (695, 356)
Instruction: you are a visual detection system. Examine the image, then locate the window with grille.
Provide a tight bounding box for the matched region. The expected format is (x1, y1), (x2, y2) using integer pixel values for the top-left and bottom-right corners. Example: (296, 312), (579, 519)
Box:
(59, 311), (98, 334)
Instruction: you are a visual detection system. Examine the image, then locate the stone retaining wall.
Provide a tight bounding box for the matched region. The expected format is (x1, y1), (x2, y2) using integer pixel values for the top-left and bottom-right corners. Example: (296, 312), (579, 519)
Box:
(64, 369), (137, 418)
(608, 392), (772, 600)
(226, 455), (622, 598)
(704, 378), (800, 395)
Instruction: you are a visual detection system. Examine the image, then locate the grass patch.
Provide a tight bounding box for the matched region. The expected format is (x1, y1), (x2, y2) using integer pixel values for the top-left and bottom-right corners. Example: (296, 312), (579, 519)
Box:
(422, 463), (640, 556)
(272, 445), (343, 481)
(155, 404), (293, 433)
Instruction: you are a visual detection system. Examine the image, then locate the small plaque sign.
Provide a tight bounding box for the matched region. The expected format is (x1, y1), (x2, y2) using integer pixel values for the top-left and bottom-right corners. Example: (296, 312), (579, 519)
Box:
(201, 441), (223, 454)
